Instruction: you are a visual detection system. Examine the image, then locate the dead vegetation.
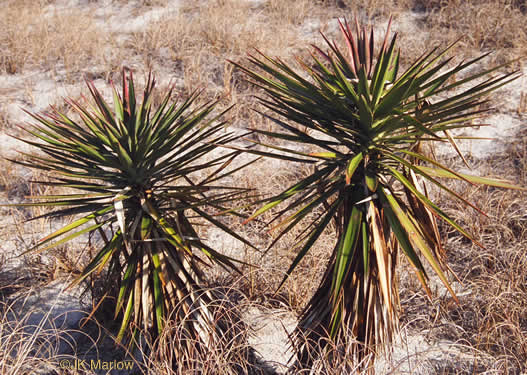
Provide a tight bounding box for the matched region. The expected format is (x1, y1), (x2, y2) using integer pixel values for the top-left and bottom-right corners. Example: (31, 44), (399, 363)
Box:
(0, 0), (526, 373)
(433, 131), (527, 372)
(0, 0), (114, 77)
(0, 298), (81, 375)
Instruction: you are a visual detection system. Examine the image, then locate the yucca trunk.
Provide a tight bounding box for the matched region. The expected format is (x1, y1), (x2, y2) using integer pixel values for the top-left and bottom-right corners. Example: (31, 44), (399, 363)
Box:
(115, 194), (238, 356)
(292, 171), (398, 371)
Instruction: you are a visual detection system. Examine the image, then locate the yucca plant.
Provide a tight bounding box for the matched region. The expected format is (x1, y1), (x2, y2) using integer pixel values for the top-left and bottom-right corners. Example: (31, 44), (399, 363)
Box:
(8, 69), (255, 362)
(232, 18), (521, 371)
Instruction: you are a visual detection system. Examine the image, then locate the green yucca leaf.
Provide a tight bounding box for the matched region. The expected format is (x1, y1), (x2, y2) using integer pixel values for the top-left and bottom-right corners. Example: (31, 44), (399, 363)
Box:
(29, 205), (115, 252)
(70, 232), (122, 289)
(382, 189), (457, 300)
(386, 151), (489, 219)
(244, 164), (336, 223)
(270, 182), (342, 235)
(380, 194), (428, 284)
(386, 166), (477, 243)
(417, 165), (527, 190)
(117, 290), (134, 342)
(332, 206), (362, 306)
(4, 69), (253, 361)
(37, 221), (109, 255)
(150, 248), (164, 335)
(115, 252), (137, 318)
(234, 16), (521, 371)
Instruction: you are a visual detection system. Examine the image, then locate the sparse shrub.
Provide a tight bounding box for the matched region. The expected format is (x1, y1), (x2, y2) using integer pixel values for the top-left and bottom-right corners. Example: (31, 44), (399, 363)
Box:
(234, 17), (521, 372)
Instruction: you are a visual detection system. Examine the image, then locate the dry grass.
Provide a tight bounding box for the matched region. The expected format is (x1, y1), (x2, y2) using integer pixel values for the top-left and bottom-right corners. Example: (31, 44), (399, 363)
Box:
(443, 135), (527, 371)
(0, 0), (117, 78)
(396, 129), (527, 373)
(421, 0), (527, 64)
(141, 288), (260, 374)
(0, 299), (79, 374)
(130, 0), (330, 110)
(0, 0), (526, 374)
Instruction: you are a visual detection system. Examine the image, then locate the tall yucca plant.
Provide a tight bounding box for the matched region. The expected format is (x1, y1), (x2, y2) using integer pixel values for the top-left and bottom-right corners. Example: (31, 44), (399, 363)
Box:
(232, 18), (520, 371)
(8, 69), (255, 359)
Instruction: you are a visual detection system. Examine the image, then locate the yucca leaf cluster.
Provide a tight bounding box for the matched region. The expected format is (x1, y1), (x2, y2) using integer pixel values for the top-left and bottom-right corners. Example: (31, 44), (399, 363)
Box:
(233, 18), (520, 370)
(11, 69), (252, 354)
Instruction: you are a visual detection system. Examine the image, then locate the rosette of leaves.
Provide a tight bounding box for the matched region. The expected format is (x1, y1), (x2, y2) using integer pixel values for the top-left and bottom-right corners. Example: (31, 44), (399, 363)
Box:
(9, 69), (255, 359)
(232, 18), (521, 371)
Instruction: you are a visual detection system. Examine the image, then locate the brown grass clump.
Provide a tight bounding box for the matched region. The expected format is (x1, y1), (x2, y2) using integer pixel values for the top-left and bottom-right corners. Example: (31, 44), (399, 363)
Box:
(0, 1), (114, 77)
(143, 290), (260, 374)
(0, 299), (78, 374)
(132, 0), (330, 104)
(421, 0), (527, 64)
(397, 128), (527, 373)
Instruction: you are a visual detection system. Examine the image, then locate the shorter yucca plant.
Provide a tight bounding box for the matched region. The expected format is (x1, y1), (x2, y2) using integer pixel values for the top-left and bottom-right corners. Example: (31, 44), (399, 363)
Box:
(233, 17), (521, 372)
(8, 69), (255, 362)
